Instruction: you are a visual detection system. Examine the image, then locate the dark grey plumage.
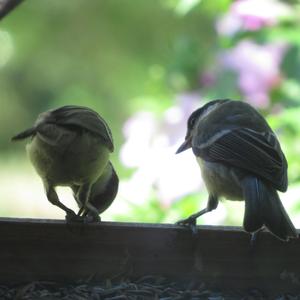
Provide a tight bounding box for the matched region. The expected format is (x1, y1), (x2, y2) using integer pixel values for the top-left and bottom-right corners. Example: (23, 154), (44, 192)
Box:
(176, 99), (297, 241)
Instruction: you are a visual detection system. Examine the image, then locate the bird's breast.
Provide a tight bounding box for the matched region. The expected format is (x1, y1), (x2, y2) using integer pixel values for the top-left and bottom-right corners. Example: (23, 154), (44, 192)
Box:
(197, 158), (243, 201)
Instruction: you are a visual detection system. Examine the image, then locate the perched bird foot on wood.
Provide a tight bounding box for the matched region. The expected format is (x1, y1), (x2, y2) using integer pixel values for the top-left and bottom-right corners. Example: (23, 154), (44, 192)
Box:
(91, 214), (101, 222)
(77, 203), (101, 223)
(176, 203), (216, 235)
(65, 210), (85, 223)
(176, 216), (198, 235)
(83, 213), (101, 223)
(79, 214), (98, 224)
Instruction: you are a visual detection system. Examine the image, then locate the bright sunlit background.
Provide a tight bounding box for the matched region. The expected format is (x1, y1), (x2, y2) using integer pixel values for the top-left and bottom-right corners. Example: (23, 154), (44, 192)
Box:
(1, 0), (300, 227)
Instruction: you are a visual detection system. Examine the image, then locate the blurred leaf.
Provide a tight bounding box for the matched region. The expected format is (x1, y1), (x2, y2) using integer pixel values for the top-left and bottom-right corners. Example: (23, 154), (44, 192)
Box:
(282, 45), (300, 80)
(2, 0), (300, 224)
(206, 70), (239, 100)
(268, 108), (300, 182)
(113, 197), (167, 223)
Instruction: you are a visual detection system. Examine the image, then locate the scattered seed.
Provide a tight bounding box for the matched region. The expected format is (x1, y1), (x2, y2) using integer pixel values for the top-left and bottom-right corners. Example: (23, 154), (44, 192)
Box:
(0, 276), (296, 299)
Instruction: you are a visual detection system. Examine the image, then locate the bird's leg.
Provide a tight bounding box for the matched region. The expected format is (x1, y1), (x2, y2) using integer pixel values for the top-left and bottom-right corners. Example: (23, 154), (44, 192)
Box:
(44, 182), (81, 223)
(72, 184), (82, 208)
(77, 205), (99, 221)
(77, 206), (84, 216)
(80, 208), (102, 223)
(77, 183), (100, 222)
(72, 185), (90, 220)
(176, 194), (218, 234)
(72, 184), (92, 220)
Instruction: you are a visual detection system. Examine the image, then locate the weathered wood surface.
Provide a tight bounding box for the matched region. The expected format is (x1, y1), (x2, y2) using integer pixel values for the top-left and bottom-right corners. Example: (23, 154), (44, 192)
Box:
(0, 217), (299, 295)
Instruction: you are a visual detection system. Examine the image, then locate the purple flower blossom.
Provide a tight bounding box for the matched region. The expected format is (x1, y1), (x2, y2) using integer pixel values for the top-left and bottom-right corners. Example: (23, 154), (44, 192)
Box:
(200, 71), (217, 88)
(119, 93), (202, 207)
(220, 40), (286, 108)
(216, 0), (292, 35)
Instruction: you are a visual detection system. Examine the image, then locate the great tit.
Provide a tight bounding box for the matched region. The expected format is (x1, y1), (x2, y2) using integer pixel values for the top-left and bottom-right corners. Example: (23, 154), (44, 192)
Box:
(176, 99), (298, 241)
(12, 105), (118, 222)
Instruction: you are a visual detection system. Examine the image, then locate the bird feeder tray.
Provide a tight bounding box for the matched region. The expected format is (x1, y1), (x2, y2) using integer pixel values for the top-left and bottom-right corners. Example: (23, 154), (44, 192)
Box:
(0, 217), (299, 298)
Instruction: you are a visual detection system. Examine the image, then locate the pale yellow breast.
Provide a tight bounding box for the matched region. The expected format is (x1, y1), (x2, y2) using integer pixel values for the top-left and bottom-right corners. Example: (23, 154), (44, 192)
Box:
(197, 157), (243, 201)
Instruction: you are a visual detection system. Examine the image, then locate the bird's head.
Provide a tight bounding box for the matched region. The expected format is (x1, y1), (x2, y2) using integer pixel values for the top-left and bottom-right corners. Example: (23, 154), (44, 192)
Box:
(176, 99), (229, 154)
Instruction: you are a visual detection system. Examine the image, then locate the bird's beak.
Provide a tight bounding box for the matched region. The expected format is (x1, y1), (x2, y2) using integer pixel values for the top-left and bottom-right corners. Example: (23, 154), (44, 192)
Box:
(176, 135), (192, 154)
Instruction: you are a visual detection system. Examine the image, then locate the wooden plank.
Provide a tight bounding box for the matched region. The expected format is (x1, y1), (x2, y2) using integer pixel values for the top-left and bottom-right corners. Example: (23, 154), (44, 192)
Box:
(0, 217), (299, 295)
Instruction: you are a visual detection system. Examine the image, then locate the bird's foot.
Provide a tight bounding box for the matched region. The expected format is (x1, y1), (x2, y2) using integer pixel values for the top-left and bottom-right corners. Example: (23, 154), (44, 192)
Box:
(65, 210), (85, 223)
(83, 213), (101, 223)
(176, 216), (198, 235)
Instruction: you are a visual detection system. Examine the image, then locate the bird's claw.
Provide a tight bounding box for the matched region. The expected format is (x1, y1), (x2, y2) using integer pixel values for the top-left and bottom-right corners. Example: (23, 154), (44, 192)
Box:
(77, 205), (100, 223)
(92, 214), (101, 222)
(176, 216), (196, 226)
(176, 217), (198, 235)
(80, 212), (101, 223)
(66, 210), (101, 224)
(65, 210), (85, 223)
(87, 213), (101, 223)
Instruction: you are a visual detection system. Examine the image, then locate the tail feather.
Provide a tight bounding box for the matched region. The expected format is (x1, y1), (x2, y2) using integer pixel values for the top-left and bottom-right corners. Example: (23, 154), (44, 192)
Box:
(11, 127), (36, 141)
(243, 177), (264, 233)
(262, 187), (298, 241)
(242, 177), (298, 241)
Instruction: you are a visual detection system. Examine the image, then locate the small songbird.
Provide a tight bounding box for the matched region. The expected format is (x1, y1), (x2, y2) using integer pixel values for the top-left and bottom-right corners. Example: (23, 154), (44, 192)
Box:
(12, 105), (119, 222)
(176, 99), (298, 241)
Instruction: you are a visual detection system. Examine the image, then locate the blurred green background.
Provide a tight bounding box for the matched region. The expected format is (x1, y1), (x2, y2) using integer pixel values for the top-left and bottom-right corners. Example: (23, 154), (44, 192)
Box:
(1, 0), (300, 227)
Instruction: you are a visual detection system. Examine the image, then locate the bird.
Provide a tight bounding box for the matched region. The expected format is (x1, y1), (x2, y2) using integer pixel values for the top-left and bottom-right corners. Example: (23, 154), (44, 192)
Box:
(176, 99), (298, 241)
(11, 105), (119, 222)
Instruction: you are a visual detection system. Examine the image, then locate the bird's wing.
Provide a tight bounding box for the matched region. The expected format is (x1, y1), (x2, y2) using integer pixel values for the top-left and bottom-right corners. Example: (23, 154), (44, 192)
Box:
(47, 105), (114, 152)
(193, 128), (287, 192)
(36, 123), (78, 149)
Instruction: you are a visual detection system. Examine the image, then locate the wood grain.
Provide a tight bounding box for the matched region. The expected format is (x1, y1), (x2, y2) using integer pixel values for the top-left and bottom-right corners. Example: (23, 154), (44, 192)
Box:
(0, 217), (299, 295)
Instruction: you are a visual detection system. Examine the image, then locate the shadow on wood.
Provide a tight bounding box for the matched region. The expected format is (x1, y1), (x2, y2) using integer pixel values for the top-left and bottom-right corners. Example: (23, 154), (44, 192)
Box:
(0, 217), (299, 296)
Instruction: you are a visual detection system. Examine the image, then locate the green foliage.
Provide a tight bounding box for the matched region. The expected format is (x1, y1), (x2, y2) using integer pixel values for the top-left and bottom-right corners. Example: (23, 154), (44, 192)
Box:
(1, 0), (300, 225)
(268, 107), (300, 183)
(113, 192), (206, 224)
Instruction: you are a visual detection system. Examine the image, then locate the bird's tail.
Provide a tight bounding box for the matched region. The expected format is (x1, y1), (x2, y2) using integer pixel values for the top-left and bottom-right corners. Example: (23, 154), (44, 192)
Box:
(11, 127), (36, 141)
(243, 176), (298, 241)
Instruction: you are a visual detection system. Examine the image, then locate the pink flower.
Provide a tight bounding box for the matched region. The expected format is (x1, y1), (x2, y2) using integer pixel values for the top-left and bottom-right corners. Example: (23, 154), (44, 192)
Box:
(216, 0), (292, 35)
(221, 40), (286, 108)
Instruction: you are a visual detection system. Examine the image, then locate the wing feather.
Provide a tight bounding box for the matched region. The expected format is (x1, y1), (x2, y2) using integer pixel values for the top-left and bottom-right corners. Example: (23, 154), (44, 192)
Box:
(41, 105), (114, 152)
(193, 128), (287, 192)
